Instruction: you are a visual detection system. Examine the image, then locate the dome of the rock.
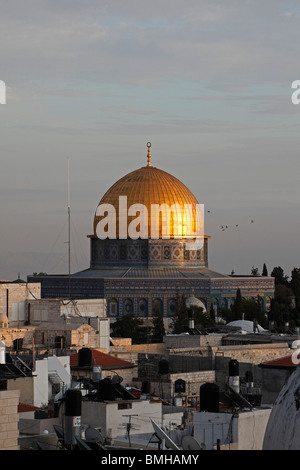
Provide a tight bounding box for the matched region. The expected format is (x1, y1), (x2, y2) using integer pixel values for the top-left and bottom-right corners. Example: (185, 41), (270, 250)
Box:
(92, 143), (201, 240)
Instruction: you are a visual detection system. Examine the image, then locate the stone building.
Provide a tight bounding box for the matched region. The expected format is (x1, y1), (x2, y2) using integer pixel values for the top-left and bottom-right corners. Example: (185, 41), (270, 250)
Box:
(0, 278), (41, 326)
(25, 298), (109, 351)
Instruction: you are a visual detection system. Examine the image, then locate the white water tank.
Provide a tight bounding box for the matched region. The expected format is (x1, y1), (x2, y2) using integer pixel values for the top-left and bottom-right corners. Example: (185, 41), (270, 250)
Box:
(93, 365), (102, 382)
(0, 341), (5, 364)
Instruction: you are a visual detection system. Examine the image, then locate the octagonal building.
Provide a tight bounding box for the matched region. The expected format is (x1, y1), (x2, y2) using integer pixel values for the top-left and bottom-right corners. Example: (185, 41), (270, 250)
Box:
(28, 144), (274, 322)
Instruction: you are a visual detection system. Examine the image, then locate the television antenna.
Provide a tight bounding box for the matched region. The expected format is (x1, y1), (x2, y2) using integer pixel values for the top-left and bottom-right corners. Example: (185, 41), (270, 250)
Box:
(120, 414), (139, 447)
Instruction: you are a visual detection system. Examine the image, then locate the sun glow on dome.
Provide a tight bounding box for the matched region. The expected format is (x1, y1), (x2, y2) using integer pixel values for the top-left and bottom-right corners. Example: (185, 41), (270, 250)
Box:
(91, 144), (203, 240)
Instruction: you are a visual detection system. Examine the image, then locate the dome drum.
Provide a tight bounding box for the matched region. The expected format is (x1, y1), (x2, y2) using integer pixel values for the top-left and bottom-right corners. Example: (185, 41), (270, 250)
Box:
(90, 237), (208, 268)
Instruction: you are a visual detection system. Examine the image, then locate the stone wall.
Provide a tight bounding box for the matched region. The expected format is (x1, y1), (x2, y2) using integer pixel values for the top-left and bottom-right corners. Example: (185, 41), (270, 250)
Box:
(71, 365), (136, 386)
(71, 324), (100, 349)
(33, 323), (100, 349)
(26, 298), (106, 326)
(165, 334), (223, 350)
(7, 378), (34, 407)
(110, 341), (166, 354)
(133, 369), (215, 400)
(0, 390), (20, 450)
(0, 327), (35, 347)
(0, 282), (41, 326)
(213, 343), (291, 365)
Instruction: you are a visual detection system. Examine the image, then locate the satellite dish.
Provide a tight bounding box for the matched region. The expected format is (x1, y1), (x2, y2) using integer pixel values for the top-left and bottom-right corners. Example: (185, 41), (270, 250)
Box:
(150, 419), (180, 450)
(111, 375), (123, 384)
(181, 436), (201, 450)
(85, 427), (104, 444)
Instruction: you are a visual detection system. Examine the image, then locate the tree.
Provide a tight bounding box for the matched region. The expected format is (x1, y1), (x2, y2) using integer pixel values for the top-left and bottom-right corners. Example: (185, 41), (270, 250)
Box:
(151, 304), (165, 343)
(170, 292), (189, 334)
(262, 263), (268, 276)
(232, 288), (243, 320)
(251, 266), (259, 276)
(291, 267), (300, 311)
(110, 314), (150, 344)
(217, 307), (235, 323)
(209, 303), (215, 322)
(275, 283), (294, 306)
(241, 297), (266, 328)
(193, 305), (215, 328)
(170, 291), (214, 333)
(271, 266), (289, 286)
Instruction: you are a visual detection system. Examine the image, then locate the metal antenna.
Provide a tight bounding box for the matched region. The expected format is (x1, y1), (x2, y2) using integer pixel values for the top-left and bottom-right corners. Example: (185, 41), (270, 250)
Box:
(67, 158), (71, 299)
(121, 415), (139, 447)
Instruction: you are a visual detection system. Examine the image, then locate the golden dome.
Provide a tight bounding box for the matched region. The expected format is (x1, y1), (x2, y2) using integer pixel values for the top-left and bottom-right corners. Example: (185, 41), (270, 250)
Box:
(92, 144), (202, 240)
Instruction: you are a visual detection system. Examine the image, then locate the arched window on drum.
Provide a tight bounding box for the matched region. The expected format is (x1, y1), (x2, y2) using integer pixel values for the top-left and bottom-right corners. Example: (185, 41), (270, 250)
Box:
(124, 298), (134, 315)
(153, 298), (163, 316)
(138, 298), (148, 316)
(168, 298), (177, 317)
(212, 298), (219, 313)
(108, 298), (118, 317)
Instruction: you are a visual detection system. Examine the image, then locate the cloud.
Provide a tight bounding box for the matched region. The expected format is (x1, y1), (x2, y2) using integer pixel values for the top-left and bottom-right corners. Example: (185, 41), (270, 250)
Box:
(1, 0), (300, 280)
(1, 0), (299, 89)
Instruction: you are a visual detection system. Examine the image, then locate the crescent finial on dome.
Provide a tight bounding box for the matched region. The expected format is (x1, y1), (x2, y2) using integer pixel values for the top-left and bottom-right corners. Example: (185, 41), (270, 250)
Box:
(147, 142), (151, 166)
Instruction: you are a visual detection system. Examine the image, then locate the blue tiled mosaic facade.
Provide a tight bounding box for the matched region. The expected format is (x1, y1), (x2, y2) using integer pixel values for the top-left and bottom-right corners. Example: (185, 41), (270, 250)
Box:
(28, 262), (274, 319)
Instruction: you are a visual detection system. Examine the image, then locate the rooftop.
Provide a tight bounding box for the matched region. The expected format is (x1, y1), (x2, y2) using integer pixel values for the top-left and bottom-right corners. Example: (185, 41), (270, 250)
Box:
(70, 348), (135, 370)
(259, 354), (298, 369)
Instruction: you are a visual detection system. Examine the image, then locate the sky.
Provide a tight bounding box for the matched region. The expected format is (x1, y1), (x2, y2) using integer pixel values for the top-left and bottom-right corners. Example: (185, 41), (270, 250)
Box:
(1, 0), (300, 280)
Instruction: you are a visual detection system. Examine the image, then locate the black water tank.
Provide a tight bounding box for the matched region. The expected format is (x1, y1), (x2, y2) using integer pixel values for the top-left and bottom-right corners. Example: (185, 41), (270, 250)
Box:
(175, 379), (186, 393)
(245, 370), (253, 382)
(142, 380), (151, 394)
(158, 359), (169, 375)
(98, 378), (117, 401)
(65, 389), (82, 417)
(229, 359), (239, 376)
(78, 347), (92, 367)
(200, 383), (219, 413)
(34, 410), (48, 420)
(13, 338), (23, 350)
(55, 336), (65, 349)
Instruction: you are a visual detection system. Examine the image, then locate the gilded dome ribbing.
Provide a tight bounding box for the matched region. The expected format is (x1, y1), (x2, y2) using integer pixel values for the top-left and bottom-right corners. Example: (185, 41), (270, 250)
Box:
(92, 144), (200, 239)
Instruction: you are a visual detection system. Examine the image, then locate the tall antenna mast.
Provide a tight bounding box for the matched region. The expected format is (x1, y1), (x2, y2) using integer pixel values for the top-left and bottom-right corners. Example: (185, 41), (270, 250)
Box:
(67, 158), (71, 299)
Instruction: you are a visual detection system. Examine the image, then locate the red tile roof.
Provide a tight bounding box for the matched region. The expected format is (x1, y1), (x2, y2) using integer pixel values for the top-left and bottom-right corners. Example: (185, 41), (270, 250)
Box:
(70, 348), (135, 370)
(18, 403), (40, 413)
(259, 354), (298, 369)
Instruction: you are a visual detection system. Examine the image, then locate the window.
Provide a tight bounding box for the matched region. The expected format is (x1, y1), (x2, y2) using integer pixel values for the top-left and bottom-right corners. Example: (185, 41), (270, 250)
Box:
(168, 298), (177, 316)
(138, 298), (147, 316)
(117, 403), (132, 410)
(153, 298), (163, 316)
(109, 298), (118, 316)
(124, 299), (133, 314)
